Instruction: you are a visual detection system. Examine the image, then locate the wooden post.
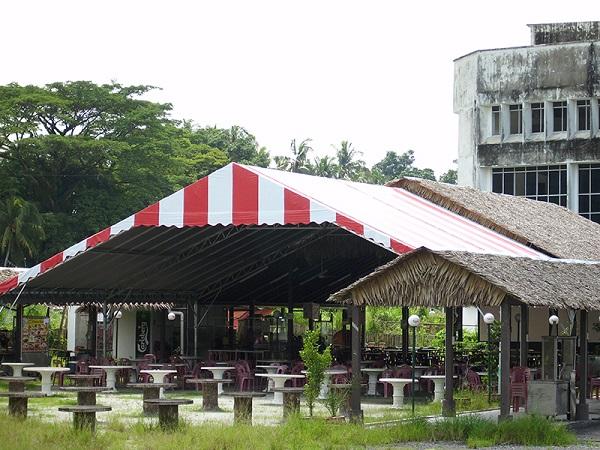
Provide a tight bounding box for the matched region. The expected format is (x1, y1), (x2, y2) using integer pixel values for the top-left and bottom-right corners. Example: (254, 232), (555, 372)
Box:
(401, 306), (409, 362)
(287, 280), (294, 362)
(158, 404), (179, 430)
(102, 299), (108, 360)
(499, 301), (511, 420)
(456, 308), (463, 342)
(576, 310), (589, 420)
(350, 302), (363, 422)
(14, 305), (23, 362)
(442, 307), (455, 417)
(159, 310), (167, 362)
(519, 304), (528, 368)
(89, 307), (97, 358)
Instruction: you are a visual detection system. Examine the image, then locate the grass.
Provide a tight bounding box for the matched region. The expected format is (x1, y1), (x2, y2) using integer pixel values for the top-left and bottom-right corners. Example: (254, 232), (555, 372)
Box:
(0, 411), (576, 449)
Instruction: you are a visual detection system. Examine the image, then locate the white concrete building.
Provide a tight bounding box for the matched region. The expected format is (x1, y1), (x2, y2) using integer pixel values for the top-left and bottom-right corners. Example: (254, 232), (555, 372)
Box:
(454, 21), (600, 224)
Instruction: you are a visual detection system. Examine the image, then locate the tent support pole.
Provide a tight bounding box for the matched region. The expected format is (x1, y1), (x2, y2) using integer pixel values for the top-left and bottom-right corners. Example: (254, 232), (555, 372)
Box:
(90, 307), (97, 358)
(401, 307), (409, 362)
(102, 299), (107, 360)
(350, 301), (363, 422)
(576, 310), (589, 420)
(15, 305), (23, 362)
(499, 301), (511, 421)
(287, 279), (294, 362)
(442, 306), (455, 417)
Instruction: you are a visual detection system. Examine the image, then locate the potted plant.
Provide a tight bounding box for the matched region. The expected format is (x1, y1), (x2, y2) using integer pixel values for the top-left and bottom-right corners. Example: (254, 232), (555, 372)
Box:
(300, 329), (332, 417)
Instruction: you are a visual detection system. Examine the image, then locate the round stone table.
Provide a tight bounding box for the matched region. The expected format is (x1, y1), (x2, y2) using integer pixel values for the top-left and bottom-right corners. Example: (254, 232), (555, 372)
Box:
(23, 367), (70, 394)
(255, 373), (305, 404)
(1, 362), (34, 377)
(89, 365), (134, 391)
(256, 365), (285, 390)
(379, 377), (414, 408)
(420, 375), (458, 402)
(200, 366), (235, 395)
(361, 367), (385, 396)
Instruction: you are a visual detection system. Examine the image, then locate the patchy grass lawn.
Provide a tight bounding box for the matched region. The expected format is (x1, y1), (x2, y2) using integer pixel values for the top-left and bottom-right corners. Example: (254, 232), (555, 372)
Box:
(0, 411), (576, 449)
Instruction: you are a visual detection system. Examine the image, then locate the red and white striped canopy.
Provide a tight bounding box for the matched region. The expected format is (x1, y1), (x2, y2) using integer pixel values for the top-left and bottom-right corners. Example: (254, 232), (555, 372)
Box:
(0, 163), (544, 295)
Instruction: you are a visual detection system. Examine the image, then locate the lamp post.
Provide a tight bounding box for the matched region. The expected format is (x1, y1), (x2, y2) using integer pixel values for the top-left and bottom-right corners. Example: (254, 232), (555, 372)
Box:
(114, 311), (122, 359)
(483, 313), (495, 404)
(549, 314), (559, 336)
(408, 314), (421, 416)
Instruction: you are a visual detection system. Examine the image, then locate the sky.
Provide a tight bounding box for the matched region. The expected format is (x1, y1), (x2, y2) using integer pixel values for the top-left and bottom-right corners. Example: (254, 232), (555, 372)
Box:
(0, 1), (596, 176)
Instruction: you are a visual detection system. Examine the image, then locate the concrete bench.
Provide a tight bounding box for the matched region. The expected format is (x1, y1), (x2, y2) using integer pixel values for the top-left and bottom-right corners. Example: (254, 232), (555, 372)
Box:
(58, 404), (112, 432)
(143, 398), (193, 430)
(271, 387), (303, 419)
(0, 376), (37, 393)
(127, 383), (177, 415)
(59, 386), (111, 406)
(0, 391), (47, 418)
(185, 378), (233, 411)
(229, 392), (266, 424)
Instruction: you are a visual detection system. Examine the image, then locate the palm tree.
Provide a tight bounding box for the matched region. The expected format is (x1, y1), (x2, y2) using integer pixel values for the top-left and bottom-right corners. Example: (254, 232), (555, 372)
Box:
(334, 141), (365, 180)
(310, 155), (338, 178)
(0, 196), (45, 266)
(288, 138), (313, 173)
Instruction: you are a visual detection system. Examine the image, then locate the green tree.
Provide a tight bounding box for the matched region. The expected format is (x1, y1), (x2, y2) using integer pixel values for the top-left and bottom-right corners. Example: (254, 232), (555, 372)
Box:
(275, 138), (313, 174)
(439, 169), (458, 184)
(0, 196), (45, 266)
(371, 150), (436, 184)
(300, 329), (332, 417)
(309, 155), (338, 178)
(334, 140), (365, 181)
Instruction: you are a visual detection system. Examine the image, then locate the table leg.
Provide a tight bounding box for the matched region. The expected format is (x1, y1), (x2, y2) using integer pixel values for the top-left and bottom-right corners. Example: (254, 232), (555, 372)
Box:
(234, 397), (253, 424)
(73, 411), (96, 432)
(367, 373), (378, 396)
(391, 384), (404, 408)
(318, 378), (329, 400)
(8, 397), (28, 418)
(8, 380), (25, 393)
(143, 387), (160, 415)
(214, 373), (225, 395)
(105, 370), (117, 390)
(433, 380), (444, 402)
(158, 404), (179, 430)
(12, 367), (23, 377)
(39, 373), (52, 394)
(202, 383), (219, 411)
(272, 378), (286, 405)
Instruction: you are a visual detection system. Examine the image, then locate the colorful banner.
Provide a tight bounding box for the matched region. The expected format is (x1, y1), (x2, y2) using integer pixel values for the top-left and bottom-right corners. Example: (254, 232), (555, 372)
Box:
(22, 317), (49, 353)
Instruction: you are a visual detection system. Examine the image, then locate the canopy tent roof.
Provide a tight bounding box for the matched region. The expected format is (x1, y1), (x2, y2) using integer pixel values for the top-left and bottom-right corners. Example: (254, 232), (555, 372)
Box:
(389, 177), (600, 260)
(328, 247), (600, 310)
(0, 163), (545, 305)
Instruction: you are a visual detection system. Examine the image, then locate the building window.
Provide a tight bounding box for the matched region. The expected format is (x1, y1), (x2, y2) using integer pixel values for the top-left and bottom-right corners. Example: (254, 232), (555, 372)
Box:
(491, 106), (501, 136)
(531, 102), (544, 133)
(578, 164), (600, 223)
(492, 165), (567, 207)
(509, 104), (522, 135)
(553, 101), (567, 132)
(577, 100), (591, 131)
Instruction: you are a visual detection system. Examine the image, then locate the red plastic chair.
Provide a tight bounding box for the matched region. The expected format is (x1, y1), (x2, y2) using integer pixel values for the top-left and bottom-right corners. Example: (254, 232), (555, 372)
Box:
(290, 362), (306, 388)
(509, 366), (529, 413)
(465, 369), (484, 391)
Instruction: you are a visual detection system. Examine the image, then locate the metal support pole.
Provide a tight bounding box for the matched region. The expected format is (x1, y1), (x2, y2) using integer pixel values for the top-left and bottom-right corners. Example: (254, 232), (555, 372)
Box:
(287, 279), (294, 362)
(499, 301), (511, 421)
(89, 307), (97, 358)
(159, 310), (167, 362)
(401, 306), (409, 363)
(115, 318), (119, 360)
(102, 300), (107, 360)
(576, 310), (589, 420)
(15, 305), (23, 362)
(442, 306), (455, 417)
(456, 308), (463, 342)
(249, 303), (255, 350)
(411, 325), (416, 416)
(487, 323), (492, 404)
(350, 302), (363, 423)
(519, 304), (528, 368)
(193, 302), (199, 357)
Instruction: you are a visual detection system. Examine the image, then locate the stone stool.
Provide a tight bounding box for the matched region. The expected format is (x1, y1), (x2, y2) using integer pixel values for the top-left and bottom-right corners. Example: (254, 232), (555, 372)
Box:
(143, 398), (193, 430)
(59, 386), (110, 406)
(186, 378), (233, 411)
(0, 376), (36, 393)
(65, 374), (102, 387)
(0, 391), (47, 418)
(271, 387), (303, 419)
(58, 405), (112, 432)
(230, 392), (266, 425)
(127, 383), (177, 415)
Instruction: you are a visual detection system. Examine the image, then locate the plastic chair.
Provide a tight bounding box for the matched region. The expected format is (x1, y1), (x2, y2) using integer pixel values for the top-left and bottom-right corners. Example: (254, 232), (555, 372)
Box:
(465, 369), (484, 391)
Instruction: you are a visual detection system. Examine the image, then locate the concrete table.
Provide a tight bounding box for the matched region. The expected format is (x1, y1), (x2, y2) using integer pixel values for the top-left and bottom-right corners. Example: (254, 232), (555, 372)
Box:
(301, 369), (348, 399)
(65, 374), (102, 387)
(361, 367), (385, 396)
(59, 386), (111, 406)
(271, 387), (303, 419)
(255, 373), (305, 404)
(1, 362), (34, 377)
(59, 404), (112, 432)
(200, 366), (235, 395)
(185, 378), (233, 411)
(379, 378), (414, 408)
(420, 375), (458, 402)
(127, 382), (177, 415)
(140, 369), (176, 397)
(89, 365), (134, 391)
(144, 398), (193, 430)
(24, 367), (70, 394)
(229, 392), (266, 424)
(256, 365), (285, 390)
(0, 376), (36, 392)
(0, 391), (46, 418)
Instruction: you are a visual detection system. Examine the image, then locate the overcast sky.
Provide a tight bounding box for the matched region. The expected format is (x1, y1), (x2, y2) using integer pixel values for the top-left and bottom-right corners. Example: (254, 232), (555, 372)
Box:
(1, 1), (595, 175)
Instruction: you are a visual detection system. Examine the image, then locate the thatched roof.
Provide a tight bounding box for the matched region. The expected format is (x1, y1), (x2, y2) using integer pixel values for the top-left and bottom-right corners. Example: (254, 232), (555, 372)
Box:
(328, 247), (600, 310)
(0, 268), (21, 283)
(388, 178), (600, 260)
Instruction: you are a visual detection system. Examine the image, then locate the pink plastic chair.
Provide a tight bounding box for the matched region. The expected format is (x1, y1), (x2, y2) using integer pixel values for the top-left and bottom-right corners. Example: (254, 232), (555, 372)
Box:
(465, 369), (484, 391)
